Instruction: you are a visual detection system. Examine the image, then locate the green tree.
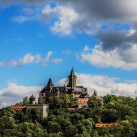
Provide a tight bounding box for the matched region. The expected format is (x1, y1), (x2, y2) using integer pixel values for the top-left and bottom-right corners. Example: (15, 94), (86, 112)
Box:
(1, 106), (15, 117)
(23, 96), (29, 105)
(88, 95), (102, 110)
(0, 116), (15, 137)
(27, 107), (42, 122)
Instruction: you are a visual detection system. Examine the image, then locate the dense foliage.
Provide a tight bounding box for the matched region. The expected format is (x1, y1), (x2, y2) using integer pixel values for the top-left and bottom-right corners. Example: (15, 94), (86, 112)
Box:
(1, 95), (137, 136)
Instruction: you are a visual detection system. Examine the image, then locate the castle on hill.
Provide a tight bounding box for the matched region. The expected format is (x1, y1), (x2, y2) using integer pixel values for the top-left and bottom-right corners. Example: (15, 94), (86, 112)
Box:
(38, 68), (89, 104)
(8, 68), (90, 117)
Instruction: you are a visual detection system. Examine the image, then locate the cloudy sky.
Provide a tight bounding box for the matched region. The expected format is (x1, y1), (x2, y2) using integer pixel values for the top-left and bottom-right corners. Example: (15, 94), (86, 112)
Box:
(1, 0), (137, 107)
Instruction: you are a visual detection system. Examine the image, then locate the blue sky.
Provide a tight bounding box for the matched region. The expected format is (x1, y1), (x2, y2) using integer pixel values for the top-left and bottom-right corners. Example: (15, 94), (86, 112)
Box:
(1, 0), (137, 107)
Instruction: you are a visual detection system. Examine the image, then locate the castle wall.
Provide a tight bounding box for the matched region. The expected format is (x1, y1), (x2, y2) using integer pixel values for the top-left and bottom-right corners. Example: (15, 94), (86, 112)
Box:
(27, 104), (49, 117)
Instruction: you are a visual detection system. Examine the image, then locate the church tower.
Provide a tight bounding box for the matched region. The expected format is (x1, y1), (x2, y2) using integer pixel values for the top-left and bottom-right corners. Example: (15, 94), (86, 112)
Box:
(68, 68), (77, 88)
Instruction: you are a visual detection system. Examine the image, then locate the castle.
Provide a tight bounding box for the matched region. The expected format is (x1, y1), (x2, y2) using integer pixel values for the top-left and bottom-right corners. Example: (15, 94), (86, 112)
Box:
(9, 68), (90, 117)
(38, 68), (88, 103)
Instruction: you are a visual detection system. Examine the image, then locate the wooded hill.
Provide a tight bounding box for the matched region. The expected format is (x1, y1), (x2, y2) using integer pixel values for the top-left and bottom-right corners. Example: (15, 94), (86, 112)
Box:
(0, 95), (137, 137)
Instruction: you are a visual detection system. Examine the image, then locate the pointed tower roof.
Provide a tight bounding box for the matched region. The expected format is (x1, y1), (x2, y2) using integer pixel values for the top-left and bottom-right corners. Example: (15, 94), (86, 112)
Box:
(93, 90), (97, 96)
(29, 95), (36, 100)
(47, 78), (54, 87)
(69, 68), (75, 77)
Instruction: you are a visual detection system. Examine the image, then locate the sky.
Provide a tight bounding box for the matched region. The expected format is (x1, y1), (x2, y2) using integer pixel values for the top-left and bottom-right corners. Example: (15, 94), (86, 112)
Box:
(1, 0), (137, 107)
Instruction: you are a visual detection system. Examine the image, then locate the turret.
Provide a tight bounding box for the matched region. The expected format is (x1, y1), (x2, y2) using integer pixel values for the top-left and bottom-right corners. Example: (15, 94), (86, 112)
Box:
(29, 95), (36, 105)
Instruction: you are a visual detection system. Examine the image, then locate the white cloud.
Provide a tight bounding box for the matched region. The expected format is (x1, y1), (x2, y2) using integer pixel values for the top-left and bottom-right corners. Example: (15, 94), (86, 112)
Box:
(84, 45), (91, 51)
(78, 45), (137, 70)
(57, 73), (137, 98)
(12, 15), (30, 23)
(44, 51), (53, 61)
(127, 29), (136, 36)
(49, 5), (81, 35)
(52, 58), (63, 64)
(6, 51), (53, 67)
(3, 0), (137, 36)
(62, 50), (71, 54)
(12, 14), (40, 23)
(7, 53), (39, 67)
(0, 82), (42, 108)
(42, 5), (56, 14)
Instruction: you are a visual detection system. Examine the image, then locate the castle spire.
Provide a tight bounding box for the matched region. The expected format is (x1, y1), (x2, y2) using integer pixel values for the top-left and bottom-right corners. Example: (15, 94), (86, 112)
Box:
(69, 67), (75, 76)
(68, 67), (77, 88)
(47, 78), (54, 87)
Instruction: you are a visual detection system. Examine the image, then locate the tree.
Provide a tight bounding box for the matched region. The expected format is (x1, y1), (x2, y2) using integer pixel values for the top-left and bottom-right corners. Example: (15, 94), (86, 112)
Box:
(27, 107), (42, 122)
(1, 106), (15, 117)
(0, 116), (15, 137)
(23, 96), (29, 105)
(65, 125), (78, 137)
(88, 95), (102, 110)
(14, 110), (27, 123)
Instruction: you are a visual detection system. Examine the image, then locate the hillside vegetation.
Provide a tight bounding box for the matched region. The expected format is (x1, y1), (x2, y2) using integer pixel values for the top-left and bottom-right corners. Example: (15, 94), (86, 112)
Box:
(1, 95), (137, 137)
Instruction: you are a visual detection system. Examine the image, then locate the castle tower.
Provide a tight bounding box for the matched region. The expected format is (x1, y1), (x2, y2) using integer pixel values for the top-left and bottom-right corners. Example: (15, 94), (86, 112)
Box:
(47, 78), (54, 87)
(29, 95), (36, 105)
(68, 68), (77, 88)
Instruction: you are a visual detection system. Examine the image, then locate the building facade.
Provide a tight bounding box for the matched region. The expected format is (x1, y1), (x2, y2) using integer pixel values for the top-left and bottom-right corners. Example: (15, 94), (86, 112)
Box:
(38, 68), (88, 103)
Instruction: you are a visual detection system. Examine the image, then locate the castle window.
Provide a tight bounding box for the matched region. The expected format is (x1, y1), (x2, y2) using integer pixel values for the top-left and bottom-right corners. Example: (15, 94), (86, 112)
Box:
(43, 97), (45, 99)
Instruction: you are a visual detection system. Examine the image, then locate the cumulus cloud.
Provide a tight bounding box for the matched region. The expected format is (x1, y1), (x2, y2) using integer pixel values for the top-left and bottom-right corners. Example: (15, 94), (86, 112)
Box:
(4, 0), (137, 64)
(6, 51), (53, 67)
(95, 29), (137, 51)
(52, 58), (63, 64)
(42, 0), (137, 32)
(77, 45), (137, 70)
(7, 53), (40, 67)
(8, 0), (137, 36)
(0, 82), (42, 108)
(57, 73), (137, 98)
(84, 45), (91, 51)
(49, 6), (82, 35)
(0, 51), (62, 67)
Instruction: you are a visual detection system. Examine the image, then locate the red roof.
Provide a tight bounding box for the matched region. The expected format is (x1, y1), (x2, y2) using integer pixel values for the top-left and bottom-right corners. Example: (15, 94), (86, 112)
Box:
(77, 98), (89, 104)
(11, 106), (26, 110)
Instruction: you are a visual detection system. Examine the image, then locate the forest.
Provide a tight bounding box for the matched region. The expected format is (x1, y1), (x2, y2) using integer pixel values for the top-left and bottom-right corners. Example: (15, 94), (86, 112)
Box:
(1, 94), (137, 137)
